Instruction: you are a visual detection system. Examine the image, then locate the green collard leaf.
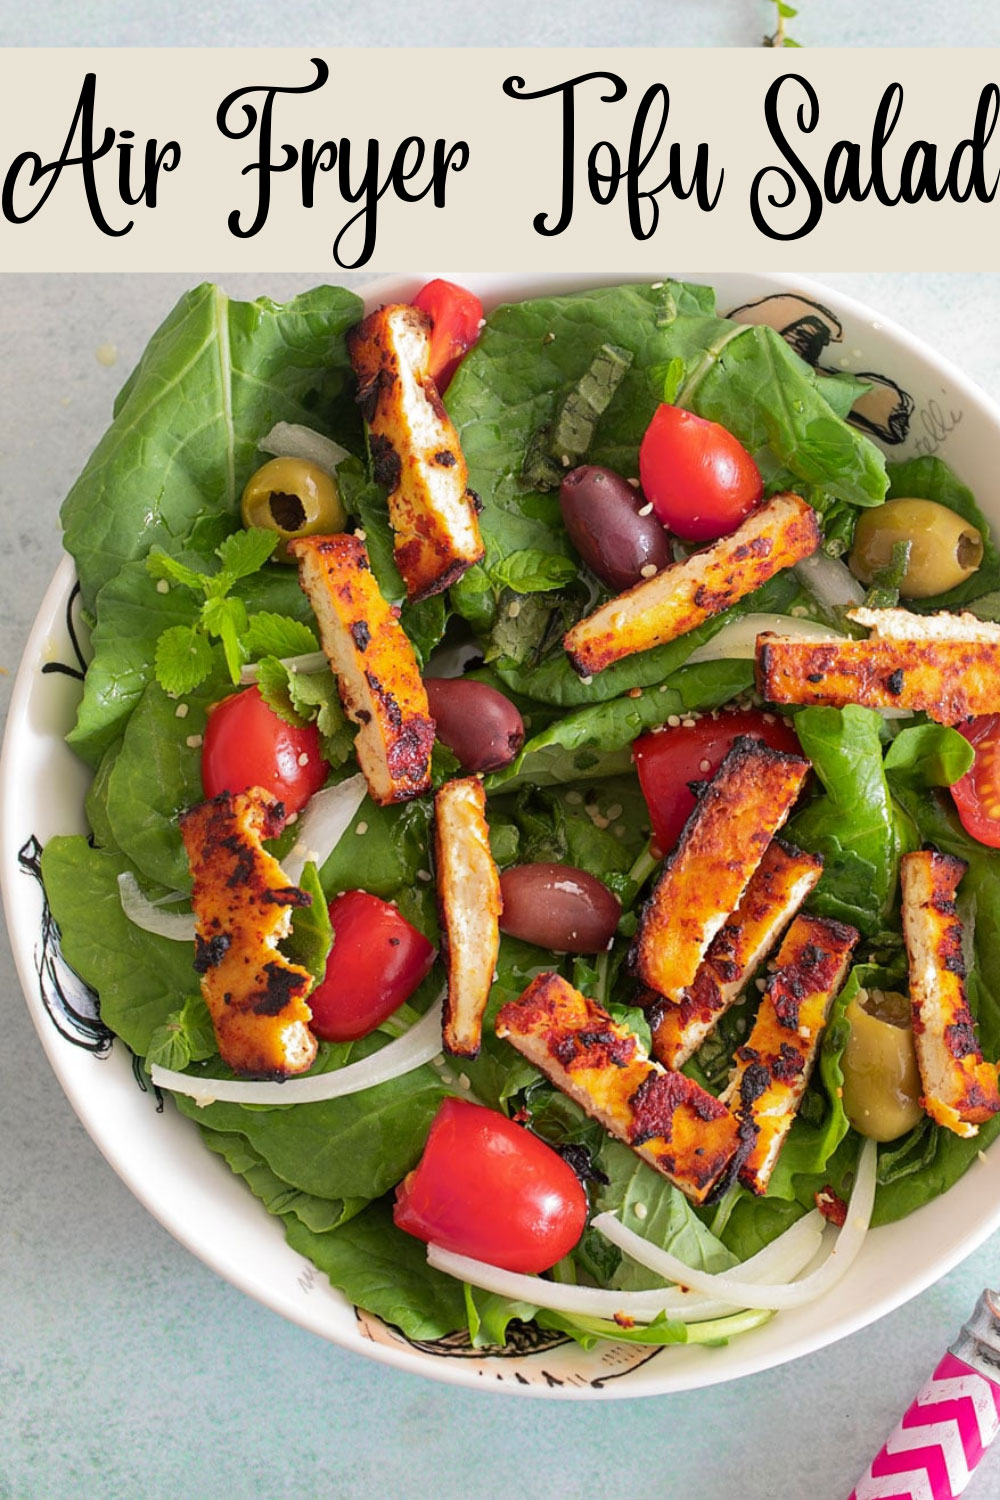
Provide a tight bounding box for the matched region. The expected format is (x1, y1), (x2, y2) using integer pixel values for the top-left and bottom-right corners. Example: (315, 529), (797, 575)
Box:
(153, 623), (215, 696)
(282, 861), (333, 987)
(145, 992), (217, 1071)
(491, 549), (579, 595)
(884, 724), (974, 790)
(244, 611), (318, 660)
(215, 526), (279, 583)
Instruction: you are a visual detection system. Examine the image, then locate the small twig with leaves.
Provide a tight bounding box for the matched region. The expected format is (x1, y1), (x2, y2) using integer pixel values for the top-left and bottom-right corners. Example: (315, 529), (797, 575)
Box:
(764, 1), (801, 47)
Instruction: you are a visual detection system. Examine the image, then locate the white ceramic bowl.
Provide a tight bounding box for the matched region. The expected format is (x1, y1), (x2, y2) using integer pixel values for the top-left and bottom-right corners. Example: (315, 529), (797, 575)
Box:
(4, 271), (1000, 1399)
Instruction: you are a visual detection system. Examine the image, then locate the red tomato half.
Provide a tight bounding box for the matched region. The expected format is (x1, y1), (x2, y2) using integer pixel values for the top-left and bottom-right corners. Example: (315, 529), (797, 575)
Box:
(951, 715), (1000, 848)
(634, 708), (802, 857)
(201, 686), (328, 815)
(412, 279), (484, 392)
(639, 404), (763, 543)
(394, 1098), (587, 1274)
(308, 890), (436, 1042)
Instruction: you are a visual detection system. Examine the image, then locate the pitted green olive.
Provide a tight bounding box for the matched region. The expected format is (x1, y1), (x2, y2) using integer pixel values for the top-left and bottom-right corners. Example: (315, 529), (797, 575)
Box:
(841, 988), (923, 1142)
(241, 456), (346, 561)
(849, 498), (983, 599)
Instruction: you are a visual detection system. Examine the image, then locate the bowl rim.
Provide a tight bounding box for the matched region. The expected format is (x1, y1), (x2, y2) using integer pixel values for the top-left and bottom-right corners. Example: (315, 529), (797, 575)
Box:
(6, 268), (1000, 1400)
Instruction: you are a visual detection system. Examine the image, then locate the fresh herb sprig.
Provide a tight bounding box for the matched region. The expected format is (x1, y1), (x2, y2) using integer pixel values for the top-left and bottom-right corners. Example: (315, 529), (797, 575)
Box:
(764, 1), (801, 47)
(146, 529), (318, 694)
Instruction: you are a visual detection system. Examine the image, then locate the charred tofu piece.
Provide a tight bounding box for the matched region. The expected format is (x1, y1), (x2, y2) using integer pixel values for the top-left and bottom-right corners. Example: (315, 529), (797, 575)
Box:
(901, 851), (1000, 1137)
(290, 533), (434, 806)
(645, 839), (823, 1070)
(496, 973), (739, 1204)
(179, 788), (317, 1079)
(756, 608), (1000, 724)
(348, 304), (485, 602)
(563, 493), (820, 677)
(434, 776), (502, 1058)
(632, 738), (810, 1002)
(723, 914), (858, 1194)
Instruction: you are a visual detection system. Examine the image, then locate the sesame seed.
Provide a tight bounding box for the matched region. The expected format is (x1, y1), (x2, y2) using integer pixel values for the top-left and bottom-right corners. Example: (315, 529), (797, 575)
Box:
(417, 869), (432, 882)
(433, 1053), (446, 1068)
(297, 752), (310, 766)
(979, 1150), (990, 1165)
(566, 791), (583, 805)
(682, 718), (696, 729)
(185, 734), (203, 749)
(627, 477), (641, 489)
(156, 578), (170, 595)
(763, 712), (776, 724)
(735, 1017), (747, 1034)
(614, 824), (626, 838)
(606, 804), (623, 821)
(627, 687), (642, 699)
(587, 805), (610, 829)
(640, 563), (658, 578)
(458, 1073), (471, 1091)
(542, 331), (556, 344)
(755, 978), (766, 993)
(667, 715), (681, 727)
(493, 969), (500, 982)
(561, 454), (571, 467)
(633, 1202), (648, 1221)
(612, 613), (626, 629)
(507, 600), (521, 618)
(175, 703), (189, 719)
(579, 674), (593, 685)
(699, 758), (711, 773)
(650, 281), (664, 290)
(354, 528), (367, 541)
(286, 812), (298, 825)
(638, 502), (653, 516)
(355, 821), (368, 835)
(658, 685), (668, 693)
(439, 1069), (456, 1086)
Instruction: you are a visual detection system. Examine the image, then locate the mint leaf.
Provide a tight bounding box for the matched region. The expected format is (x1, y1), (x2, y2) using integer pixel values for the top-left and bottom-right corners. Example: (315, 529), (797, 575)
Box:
(146, 993), (217, 1071)
(492, 549), (578, 595)
(154, 624), (215, 695)
(288, 670), (354, 765)
(216, 527), (279, 584)
(254, 655), (309, 728)
(244, 611), (319, 660)
(146, 549), (208, 593)
(201, 596), (249, 683)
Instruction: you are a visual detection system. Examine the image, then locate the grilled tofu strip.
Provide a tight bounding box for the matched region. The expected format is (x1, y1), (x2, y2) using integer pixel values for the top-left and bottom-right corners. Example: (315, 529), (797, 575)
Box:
(645, 839), (824, 1070)
(563, 493), (820, 678)
(723, 914), (858, 1194)
(179, 788), (317, 1079)
(434, 776), (502, 1058)
(632, 738), (810, 1002)
(348, 304), (485, 602)
(756, 608), (1000, 723)
(901, 851), (1000, 1138)
(290, 533), (434, 806)
(496, 974), (739, 1203)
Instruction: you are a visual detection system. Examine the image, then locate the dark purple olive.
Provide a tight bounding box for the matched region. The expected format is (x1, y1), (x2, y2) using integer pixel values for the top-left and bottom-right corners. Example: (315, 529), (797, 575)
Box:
(425, 676), (525, 773)
(499, 863), (621, 954)
(560, 465), (672, 592)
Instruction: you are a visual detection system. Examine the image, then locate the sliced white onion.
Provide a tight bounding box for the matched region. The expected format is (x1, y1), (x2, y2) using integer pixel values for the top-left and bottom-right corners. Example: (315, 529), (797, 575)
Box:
(240, 650), (327, 684)
(117, 872), (196, 941)
(281, 774), (368, 885)
(593, 1137), (877, 1312)
(794, 552), (865, 612)
(151, 996), (444, 1107)
(426, 1204), (825, 1326)
(686, 613), (846, 664)
(258, 421), (350, 475)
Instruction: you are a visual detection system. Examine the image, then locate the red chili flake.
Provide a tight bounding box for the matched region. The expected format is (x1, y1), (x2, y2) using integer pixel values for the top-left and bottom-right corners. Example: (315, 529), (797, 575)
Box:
(510, 1107), (531, 1125)
(613, 1311), (636, 1329)
(815, 1186), (847, 1227)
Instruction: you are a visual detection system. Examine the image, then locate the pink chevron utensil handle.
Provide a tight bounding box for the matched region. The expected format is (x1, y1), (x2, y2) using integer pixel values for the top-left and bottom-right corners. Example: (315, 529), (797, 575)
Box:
(850, 1291), (1000, 1500)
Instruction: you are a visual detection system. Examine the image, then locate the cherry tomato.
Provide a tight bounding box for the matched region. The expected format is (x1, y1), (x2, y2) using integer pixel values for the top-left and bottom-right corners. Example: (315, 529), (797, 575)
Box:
(412, 279), (484, 392)
(634, 709), (802, 856)
(201, 686), (328, 815)
(393, 1098), (587, 1273)
(951, 715), (1000, 848)
(308, 890), (436, 1042)
(638, 404), (764, 543)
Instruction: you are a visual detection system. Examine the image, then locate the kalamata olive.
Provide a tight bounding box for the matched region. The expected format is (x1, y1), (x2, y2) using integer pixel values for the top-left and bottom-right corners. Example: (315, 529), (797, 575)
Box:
(559, 465), (672, 592)
(841, 989), (923, 1142)
(849, 497), (984, 599)
(498, 863), (621, 954)
(425, 677), (525, 773)
(241, 456), (346, 561)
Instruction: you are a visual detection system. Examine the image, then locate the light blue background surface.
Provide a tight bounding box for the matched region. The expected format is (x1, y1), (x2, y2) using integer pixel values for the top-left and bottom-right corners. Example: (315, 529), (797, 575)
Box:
(4, 270), (1000, 1500)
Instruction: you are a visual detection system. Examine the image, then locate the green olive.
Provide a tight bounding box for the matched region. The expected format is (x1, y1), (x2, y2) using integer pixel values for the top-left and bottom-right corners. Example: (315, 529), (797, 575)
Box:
(849, 497), (984, 599)
(841, 989), (923, 1142)
(241, 456), (346, 562)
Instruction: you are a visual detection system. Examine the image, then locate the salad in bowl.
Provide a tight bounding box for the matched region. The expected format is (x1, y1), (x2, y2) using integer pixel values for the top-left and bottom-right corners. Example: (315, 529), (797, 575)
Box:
(8, 270), (1000, 1396)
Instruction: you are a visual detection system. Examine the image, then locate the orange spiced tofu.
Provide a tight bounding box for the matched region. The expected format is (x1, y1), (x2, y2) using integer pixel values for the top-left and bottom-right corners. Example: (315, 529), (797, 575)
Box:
(435, 776), (502, 1059)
